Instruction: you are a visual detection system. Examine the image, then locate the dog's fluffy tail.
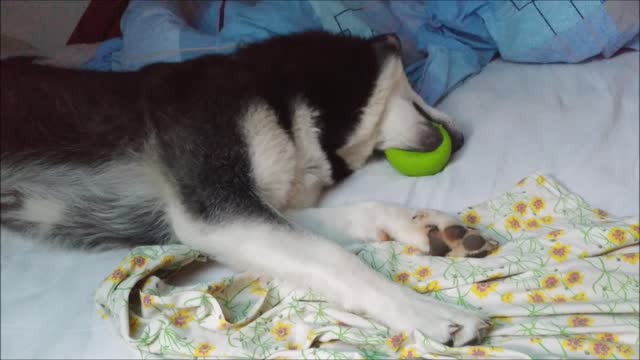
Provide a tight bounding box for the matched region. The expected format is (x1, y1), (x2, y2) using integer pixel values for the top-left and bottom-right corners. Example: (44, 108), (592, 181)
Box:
(0, 159), (172, 250)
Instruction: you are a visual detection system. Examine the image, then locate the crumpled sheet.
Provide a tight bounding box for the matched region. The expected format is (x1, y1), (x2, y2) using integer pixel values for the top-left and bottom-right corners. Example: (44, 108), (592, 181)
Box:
(95, 173), (639, 359)
(85, 0), (639, 105)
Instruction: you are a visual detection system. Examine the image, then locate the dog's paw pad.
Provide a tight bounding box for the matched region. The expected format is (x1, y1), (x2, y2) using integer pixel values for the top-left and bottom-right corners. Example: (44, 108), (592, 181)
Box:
(428, 225), (499, 258)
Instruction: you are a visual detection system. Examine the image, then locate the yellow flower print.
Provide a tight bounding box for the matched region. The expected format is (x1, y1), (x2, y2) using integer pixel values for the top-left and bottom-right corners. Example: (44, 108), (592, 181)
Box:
(621, 253), (639, 265)
(403, 245), (421, 256)
(572, 292), (588, 302)
(541, 215), (554, 225)
(208, 281), (225, 294)
(141, 294), (155, 309)
(271, 321), (291, 341)
(413, 266), (432, 280)
(549, 243), (570, 262)
(286, 343), (301, 351)
(536, 175), (546, 185)
(596, 333), (619, 343)
(517, 177), (527, 187)
(129, 315), (140, 334)
(540, 274), (560, 289)
(161, 255), (175, 266)
(563, 271), (584, 288)
(129, 255), (148, 269)
(546, 229), (564, 240)
(501, 292), (514, 304)
(386, 332), (407, 351)
(193, 342), (215, 358)
(512, 201), (528, 216)
(524, 218), (541, 231)
(567, 315), (593, 328)
(471, 281), (498, 299)
(109, 267), (129, 284)
(307, 330), (317, 341)
(630, 223), (639, 238)
(527, 290), (546, 304)
(426, 280), (441, 292)
(394, 271), (411, 285)
(250, 281), (267, 296)
(493, 316), (512, 325)
(488, 245), (502, 256)
(530, 197), (545, 214)
(552, 295), (569, 303)
(593, 208), (608, 219)
(488, 272), (503, 280)
(141, 275), (155, 290)
(615, 344), (636, 360)
(97, 308), (109, 320)
(411, 284), (428, 293)
(579, 250), (589, 258)
(530, 337), (543, 344)
(467, 347), (488, 357)
(462, 210), (480, 226)
(170, 309), (194, 328)
(505, 215), (523, 232)
(607, 227), (628, 245)
(218, 318), (233, 330)
(590, 341), (613, 359)
(400, 346), (418, 359)
(563, 337), (586, 352)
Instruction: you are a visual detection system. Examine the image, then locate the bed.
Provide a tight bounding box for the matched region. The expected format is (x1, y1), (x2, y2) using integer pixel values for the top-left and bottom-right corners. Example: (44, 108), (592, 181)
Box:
(2, 48), (637, 358)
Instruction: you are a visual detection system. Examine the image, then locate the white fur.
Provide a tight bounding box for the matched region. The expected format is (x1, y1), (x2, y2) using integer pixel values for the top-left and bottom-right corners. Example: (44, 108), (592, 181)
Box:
(242, 102), (297, 210)
(376, 69), (461, 151)
(287, 100), (334, 209)
(286, 202), (461, 251)
(337, 57), (403, 169)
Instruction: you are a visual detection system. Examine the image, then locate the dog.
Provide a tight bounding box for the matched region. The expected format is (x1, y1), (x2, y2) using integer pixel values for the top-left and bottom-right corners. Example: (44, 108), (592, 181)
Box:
(1, 32), (499, 346)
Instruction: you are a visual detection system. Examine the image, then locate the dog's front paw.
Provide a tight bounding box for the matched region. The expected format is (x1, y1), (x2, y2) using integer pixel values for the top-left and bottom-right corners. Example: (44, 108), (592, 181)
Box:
(388, 292), (491, 346)
(374, 206), (498, 257)
(411, 211), (499, 257)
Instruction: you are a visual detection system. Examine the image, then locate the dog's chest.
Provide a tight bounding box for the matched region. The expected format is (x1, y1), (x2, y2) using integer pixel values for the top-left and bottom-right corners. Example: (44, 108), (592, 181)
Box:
(241, 101), (334, 211)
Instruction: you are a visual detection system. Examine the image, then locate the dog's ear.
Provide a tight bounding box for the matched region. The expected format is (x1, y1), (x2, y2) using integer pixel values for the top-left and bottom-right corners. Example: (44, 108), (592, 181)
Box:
(370, 33), (401, 64)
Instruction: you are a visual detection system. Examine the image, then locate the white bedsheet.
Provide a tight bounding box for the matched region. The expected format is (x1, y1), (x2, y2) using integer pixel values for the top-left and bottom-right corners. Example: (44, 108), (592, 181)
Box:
(2, 52), (638, 359)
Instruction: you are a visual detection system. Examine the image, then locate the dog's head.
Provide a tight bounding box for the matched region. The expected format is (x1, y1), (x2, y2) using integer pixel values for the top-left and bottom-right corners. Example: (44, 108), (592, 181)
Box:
(244, 32), (464, 181)
(335, 34), (465, 171)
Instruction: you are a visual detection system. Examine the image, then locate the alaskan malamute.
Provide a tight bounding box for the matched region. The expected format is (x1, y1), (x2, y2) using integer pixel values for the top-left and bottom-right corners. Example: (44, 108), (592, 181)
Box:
(1, 32), (498, 345)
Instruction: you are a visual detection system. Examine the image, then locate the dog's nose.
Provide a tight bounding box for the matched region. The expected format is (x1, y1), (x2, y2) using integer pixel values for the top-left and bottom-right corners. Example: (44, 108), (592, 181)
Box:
(450, 131), (464, 154)
(419, 123), (444, 152)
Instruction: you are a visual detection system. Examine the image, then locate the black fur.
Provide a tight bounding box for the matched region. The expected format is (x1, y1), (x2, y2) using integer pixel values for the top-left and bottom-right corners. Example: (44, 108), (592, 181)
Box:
(1, 31), (399, 248)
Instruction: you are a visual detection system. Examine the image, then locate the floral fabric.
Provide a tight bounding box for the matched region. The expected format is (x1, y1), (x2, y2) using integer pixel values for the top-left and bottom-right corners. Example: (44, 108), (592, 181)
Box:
(95, 173), (639, 359)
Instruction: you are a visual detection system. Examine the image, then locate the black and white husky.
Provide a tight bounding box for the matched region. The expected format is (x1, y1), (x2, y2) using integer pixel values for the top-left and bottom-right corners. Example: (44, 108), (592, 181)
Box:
(1, 32), (498, 346)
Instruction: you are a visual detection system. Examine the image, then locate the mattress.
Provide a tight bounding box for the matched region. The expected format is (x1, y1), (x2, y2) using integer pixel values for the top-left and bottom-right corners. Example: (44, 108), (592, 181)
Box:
(1, 51), (638, 359)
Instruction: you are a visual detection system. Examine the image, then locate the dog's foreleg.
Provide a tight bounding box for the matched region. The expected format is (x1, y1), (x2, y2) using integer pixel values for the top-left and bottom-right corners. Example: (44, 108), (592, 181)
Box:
(285, 202), (499, 257)
(168, 202), (489, 346)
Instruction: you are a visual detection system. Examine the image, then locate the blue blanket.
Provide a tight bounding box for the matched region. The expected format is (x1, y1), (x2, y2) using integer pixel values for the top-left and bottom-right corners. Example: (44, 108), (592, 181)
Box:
(85, 0), (639, 105)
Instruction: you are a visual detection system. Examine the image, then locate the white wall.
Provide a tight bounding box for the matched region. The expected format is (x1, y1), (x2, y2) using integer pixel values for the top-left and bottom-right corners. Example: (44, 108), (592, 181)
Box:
(1, 0), (89, 53)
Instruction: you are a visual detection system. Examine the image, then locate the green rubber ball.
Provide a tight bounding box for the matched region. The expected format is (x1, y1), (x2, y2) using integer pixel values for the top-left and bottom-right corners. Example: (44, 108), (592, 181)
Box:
(384, 123), (452, 177)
